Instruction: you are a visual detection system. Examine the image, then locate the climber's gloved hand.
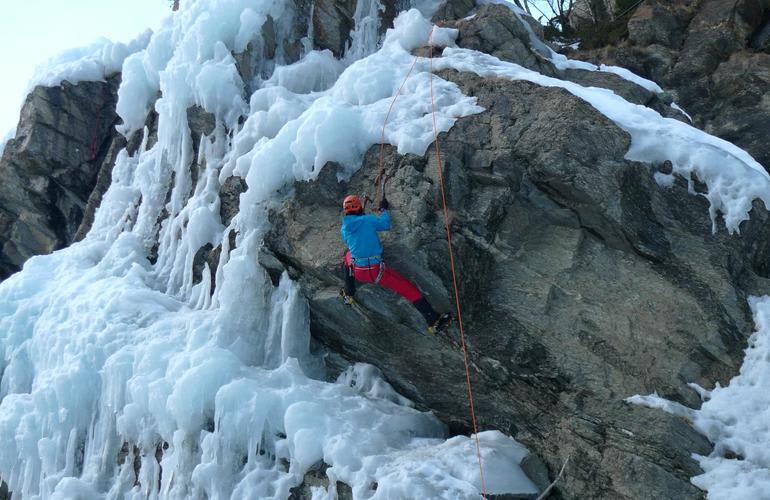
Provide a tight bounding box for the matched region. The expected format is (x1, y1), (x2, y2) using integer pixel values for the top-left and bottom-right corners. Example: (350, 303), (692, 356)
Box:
(379, 197), (389, 211)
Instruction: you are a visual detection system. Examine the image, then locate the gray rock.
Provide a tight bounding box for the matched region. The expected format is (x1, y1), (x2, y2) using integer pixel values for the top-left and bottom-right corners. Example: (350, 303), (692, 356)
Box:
(575, 0), (770, 170)
(313, 0), (357, 57)
(187, 105), (216, 138)
(705, 52), (770, 166)
(264, 71), (770, 499)
(627, 2), (691, 49)
(288, 462), (353, 499)
(219, 175), (247, 227)
(432, 0), (475, 22)
(0, 76), (122, 280)
(453, 4), (557, 76)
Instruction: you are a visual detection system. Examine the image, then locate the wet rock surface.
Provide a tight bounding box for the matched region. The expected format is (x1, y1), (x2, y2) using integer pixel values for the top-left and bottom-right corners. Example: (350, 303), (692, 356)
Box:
(0, 76), (122, 280)
(263, 70), (770, 498)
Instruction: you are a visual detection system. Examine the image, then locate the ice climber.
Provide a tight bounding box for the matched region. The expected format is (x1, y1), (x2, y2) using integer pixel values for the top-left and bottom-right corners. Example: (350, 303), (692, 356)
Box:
(340, 194), (451, 333)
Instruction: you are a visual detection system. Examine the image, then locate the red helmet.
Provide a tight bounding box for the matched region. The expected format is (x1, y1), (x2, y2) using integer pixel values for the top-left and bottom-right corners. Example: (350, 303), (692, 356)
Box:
(343, 195), (362, 214)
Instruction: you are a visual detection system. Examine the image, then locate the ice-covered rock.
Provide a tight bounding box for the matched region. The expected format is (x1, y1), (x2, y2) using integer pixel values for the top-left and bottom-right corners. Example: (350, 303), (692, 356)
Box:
(262, 67), (770, 499)
(2, 0), (770, 499)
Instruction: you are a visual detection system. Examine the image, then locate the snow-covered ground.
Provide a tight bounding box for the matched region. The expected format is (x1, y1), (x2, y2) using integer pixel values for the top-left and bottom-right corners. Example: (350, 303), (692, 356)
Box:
(1, 0), (769, 498)
(27, 32), (152, 92)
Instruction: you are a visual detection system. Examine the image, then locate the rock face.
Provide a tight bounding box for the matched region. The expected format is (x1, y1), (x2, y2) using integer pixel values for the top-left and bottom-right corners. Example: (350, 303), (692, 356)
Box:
(452, 4), (557, 76)
(570, 0), (616, 29)
(261, 67), (770, 498)
(0, 77), (123, 280)
(313, 0), (359, 57)
(573, 0), (770, 170)
(450, 4), (681, 121)
(215, 5), (770, 497)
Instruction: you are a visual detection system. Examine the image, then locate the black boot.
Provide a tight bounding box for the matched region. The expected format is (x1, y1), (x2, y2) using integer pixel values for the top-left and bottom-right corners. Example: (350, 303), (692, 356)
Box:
(413, 297), (439, 325)
(341, 263), (356, 305)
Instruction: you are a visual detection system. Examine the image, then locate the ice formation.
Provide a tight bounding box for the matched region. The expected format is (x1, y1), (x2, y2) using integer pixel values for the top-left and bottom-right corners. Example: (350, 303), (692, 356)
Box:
(3, 0), (770, 498)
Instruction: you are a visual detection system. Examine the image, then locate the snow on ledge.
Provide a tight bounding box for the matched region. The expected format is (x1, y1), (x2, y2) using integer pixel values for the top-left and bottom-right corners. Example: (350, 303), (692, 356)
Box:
(26, 30), (152, 93)
(434, 47), (770, 234)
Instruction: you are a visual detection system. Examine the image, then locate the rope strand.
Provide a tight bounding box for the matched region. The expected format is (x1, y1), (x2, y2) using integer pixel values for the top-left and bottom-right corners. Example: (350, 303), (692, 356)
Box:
(377, 53), (419, 205)
(374, 25), (489, 499)
(427, 28), (488, 499)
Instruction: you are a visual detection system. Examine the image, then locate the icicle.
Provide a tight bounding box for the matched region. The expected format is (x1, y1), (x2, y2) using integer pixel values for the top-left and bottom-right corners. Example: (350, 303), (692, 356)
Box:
(344, 0), (385, 63)
(301, 1), (315, 56)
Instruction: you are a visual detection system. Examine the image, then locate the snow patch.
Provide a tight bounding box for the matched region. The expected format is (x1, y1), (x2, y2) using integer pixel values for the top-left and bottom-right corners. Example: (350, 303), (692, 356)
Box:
(630, 296), (770, 499)
(599, 64), (664, 93)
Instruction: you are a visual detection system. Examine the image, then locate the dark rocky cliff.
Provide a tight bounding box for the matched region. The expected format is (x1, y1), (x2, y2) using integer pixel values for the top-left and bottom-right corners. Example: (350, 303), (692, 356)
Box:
(2, 1), (770, 499)
(0, 77), (123, 280)
(572, 0), (770, 171)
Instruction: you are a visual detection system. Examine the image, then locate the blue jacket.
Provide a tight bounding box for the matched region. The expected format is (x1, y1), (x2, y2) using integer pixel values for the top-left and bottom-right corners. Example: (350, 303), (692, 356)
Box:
(341, 211), (391, 264)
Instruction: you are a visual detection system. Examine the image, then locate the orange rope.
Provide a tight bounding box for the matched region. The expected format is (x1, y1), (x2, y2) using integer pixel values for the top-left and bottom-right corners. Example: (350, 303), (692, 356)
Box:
(427, 29), (488, 499)
(377, 53), (420, 203)
(375, 26), (488, 499)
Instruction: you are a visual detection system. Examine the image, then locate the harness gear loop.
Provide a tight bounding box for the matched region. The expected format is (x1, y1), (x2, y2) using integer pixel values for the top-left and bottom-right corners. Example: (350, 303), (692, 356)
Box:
(374, 261), (386, 285)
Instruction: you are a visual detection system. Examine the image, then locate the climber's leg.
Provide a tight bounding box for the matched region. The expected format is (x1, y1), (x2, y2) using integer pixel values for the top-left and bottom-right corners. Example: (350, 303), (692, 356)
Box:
(374, 265), (423, 302)
(342, 251), (356, 298)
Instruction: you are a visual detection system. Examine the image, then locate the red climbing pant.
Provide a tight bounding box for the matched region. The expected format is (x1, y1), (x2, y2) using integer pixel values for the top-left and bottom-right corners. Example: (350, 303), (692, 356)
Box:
(344, 251), (423, 302)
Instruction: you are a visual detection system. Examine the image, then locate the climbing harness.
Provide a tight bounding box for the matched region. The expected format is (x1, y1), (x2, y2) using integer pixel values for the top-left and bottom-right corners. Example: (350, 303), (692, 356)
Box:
(348, 256), (386, 285)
